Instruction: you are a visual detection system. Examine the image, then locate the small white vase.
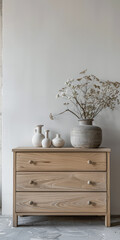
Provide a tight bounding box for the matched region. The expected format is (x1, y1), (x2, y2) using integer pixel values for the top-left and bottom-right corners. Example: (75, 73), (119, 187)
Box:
(42, 130), (51, 148)
(52, 134), (65, 148)
(32, 125), (44, 147)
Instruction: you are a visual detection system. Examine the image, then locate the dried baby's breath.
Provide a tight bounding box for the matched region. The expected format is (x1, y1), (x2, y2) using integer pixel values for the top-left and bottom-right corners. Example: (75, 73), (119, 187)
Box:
(49, 113), (54, 120)
(50, 70), (120, 120)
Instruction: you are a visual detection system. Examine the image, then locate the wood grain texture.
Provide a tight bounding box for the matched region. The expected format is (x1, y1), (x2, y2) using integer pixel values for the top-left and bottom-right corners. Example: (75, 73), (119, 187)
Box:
(16, 172), (106, 192)
(13, 148), (111, 227)
(105, 152), (111, 227)
(13, 152), (18, 227)
(12, 147), (111, 152)
(16, 192), (106, 213)
(16, 152), (106, 172)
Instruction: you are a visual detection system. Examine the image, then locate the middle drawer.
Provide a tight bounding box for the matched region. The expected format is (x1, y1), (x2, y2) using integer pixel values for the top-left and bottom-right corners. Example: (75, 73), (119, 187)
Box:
(16, 172), (106, 192)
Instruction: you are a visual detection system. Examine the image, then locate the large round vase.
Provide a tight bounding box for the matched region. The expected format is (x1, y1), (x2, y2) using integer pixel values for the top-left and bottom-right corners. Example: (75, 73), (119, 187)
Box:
(70, 119), (102, 148)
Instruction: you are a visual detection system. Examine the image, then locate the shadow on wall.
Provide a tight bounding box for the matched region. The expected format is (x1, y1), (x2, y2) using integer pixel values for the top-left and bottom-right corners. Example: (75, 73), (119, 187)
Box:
(97, 110), (120, 214)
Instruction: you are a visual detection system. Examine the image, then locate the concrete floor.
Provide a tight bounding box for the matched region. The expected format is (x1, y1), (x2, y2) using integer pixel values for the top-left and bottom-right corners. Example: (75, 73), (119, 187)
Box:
(0, 215), (120, 240)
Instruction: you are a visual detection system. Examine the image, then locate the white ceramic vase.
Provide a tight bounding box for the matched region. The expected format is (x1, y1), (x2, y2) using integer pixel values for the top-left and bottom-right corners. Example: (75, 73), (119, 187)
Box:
(52, 134), (65, 148)
(32, 125), (44, 147)
(42, 130), (51, 148)
(70, 119), (102, 148)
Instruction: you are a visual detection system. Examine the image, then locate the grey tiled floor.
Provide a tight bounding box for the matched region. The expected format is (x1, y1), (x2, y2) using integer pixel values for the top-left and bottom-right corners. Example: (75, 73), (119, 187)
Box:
(0, 215), (120, 240)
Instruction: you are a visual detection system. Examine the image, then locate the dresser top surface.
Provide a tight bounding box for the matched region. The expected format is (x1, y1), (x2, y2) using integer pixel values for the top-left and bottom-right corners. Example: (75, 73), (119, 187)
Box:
(12, 147), (111, 152)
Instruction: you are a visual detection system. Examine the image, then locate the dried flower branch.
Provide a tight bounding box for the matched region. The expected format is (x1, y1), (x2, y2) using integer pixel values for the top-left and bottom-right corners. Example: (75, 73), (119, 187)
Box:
(50, 70), (120, 120)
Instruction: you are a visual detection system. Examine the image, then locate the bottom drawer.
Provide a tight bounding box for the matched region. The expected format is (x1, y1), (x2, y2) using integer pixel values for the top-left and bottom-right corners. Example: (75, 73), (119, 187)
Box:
(16, 192), (106, 213)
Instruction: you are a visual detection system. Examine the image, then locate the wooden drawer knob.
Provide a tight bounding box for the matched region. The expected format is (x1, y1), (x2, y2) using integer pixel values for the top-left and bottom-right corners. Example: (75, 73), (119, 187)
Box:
(29, 201), (34, 205)
(87, 180), (92, 185)
(29, 160), (34, 164)
(87, 160), (93, 164)
(29, 180), (34, 184)
(88, 201), (92, 205)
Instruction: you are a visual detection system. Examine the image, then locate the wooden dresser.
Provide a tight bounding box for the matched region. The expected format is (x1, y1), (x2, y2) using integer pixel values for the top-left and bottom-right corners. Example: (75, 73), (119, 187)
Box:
(12, 147), (111, 227)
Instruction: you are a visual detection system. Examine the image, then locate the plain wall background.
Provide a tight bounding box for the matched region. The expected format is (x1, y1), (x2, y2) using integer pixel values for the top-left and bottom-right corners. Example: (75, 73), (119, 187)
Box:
(2, 0), (120, 215)
(0, 0), (2, 208)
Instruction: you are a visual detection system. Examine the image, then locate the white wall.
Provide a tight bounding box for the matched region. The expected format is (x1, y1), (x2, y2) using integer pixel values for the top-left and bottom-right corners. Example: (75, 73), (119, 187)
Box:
(0, 0), (2, 208)
(2, 0), (120, 215)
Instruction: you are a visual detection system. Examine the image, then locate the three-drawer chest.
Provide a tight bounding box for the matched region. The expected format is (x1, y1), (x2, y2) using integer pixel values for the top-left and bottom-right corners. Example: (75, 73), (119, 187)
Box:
(12, 147), (111, 227)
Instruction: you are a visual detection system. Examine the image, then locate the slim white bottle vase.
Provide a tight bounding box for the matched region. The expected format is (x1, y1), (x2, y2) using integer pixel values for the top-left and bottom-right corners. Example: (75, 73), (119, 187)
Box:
(32, 125), (44, 147)
(42, 130), (51, 148)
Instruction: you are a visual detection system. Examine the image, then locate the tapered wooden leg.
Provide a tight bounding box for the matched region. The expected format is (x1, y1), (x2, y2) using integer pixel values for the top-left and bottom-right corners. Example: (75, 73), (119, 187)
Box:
(105, 214), (111, 227)
(13, 214), (18, 227)
(13, 152), (17, 227)
(105, 153), (111, 227)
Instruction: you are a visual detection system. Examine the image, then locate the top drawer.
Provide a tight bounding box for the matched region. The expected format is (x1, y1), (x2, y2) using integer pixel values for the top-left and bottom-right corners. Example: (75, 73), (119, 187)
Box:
(16, 152), (106, 172)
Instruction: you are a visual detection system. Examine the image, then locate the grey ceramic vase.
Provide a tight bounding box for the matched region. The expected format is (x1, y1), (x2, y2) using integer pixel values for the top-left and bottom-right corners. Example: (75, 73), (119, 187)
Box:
(70, 119), (102, 148)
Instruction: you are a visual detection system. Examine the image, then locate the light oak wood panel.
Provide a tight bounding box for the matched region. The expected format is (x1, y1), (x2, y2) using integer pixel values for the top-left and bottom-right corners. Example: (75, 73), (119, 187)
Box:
(16, 192), (106, 213)
(13, 148), (111, 227)
(105, 152), (111, 227)
(16, 152), (106, 172)
(16, 172), (106, 192)
(13, 152), (18, 227)
(13, 147), (111, 152)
